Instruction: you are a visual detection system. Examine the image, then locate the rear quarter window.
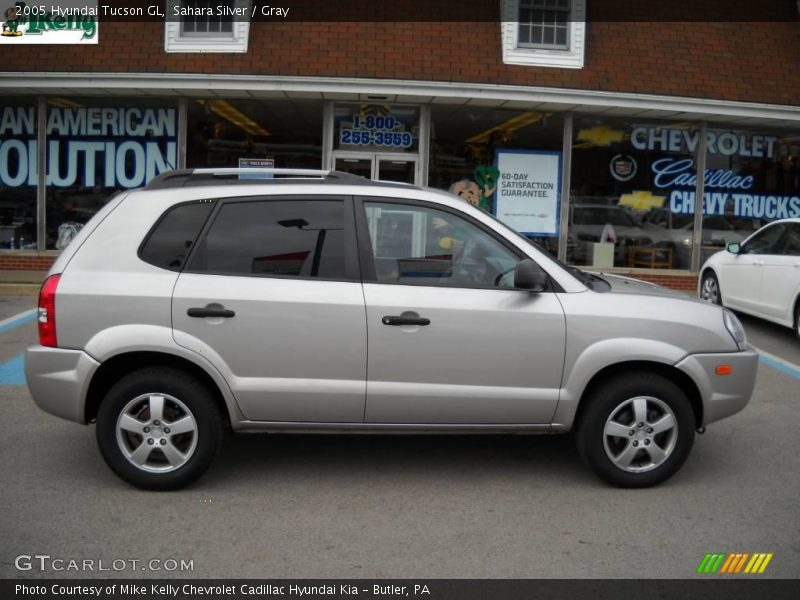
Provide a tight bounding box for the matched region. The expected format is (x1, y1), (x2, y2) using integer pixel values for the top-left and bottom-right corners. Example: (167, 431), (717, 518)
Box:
(139, 200), (216, 271)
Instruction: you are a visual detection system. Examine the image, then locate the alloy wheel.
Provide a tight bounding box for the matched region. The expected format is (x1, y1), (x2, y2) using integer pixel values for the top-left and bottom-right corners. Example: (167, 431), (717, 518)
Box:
(701, 276), (719, 304)
(603, 396), (679, 473)
(115, 393), (198, 473)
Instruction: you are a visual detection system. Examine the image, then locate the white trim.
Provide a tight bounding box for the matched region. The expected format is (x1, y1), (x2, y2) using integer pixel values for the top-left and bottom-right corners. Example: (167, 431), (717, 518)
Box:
(3, 72), (800, 124)
(164, 0), (251, 53)
(501, 0), (586, 69)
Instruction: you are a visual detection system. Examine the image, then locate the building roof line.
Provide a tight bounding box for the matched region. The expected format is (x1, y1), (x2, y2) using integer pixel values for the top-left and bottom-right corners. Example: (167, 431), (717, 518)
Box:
(2, 72), (800, 124)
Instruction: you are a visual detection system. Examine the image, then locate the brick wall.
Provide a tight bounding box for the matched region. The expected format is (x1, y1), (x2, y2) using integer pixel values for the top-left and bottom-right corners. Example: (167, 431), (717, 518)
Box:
(0, 254), (57, 271)
(625, 272), (699, 292)
(3, 0), (800, 105)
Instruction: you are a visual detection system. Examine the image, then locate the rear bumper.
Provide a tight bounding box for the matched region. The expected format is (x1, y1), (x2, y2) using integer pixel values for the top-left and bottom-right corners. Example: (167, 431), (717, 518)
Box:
(675, 347), (759, 426)
(25, 345), (99, 424)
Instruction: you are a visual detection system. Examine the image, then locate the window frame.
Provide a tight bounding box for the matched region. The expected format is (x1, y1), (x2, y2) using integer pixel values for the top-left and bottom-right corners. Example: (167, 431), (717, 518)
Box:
(164, 0), (251, 53)
(181, 195), (362, 283)
(516, 0), (571, 50)
(500, 0), (586, 69)
(353, 196), (556, 293)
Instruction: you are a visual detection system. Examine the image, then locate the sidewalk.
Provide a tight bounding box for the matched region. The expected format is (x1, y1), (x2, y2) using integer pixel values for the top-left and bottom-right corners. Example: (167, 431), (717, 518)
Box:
(0, 271), (46, 296)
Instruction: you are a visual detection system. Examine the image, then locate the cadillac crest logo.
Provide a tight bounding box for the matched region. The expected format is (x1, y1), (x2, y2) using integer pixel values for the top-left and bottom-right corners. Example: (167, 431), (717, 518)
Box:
(610, 154), (638, 182)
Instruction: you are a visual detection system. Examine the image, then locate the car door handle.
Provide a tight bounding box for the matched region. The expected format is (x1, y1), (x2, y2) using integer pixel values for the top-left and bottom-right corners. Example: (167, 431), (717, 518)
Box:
(754, 260), (764, 266)
(382, 315), (430, 326)
(187, 307), (236, 318)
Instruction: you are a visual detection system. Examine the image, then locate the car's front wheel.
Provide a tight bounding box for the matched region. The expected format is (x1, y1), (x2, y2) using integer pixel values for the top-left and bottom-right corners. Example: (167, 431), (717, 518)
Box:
(700, 270), (722, 305)
(576, 372), (695, 487)
(96, 367), (223, 490)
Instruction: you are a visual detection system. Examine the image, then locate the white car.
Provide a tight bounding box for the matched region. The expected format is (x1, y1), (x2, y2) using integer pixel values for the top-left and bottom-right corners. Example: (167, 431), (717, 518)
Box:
(700, 218), (800, 339)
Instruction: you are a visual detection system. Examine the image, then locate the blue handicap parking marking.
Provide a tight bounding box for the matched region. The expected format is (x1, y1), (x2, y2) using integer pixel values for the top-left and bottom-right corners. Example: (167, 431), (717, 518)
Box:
(0, 354), (26, 386)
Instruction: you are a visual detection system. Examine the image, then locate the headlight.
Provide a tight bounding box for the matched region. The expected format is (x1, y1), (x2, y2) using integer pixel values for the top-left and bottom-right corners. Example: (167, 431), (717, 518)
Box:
(723, 309), (747, 350)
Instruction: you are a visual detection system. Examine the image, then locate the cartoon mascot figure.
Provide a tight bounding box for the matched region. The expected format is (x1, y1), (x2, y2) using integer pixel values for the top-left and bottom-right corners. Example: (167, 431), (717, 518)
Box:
(2, 3), (25, 37)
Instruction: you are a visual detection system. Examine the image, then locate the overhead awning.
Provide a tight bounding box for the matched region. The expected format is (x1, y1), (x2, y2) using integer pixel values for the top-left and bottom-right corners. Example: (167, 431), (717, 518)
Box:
(3, 72), (800, 129)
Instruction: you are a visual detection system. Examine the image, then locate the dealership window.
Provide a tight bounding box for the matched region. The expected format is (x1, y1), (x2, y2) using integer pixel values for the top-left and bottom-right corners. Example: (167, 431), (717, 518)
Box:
(570, 116), (701, 270)
(0, 100), (38, 250)
(186, 98), (323, 171)
(44, 97), (178, 249)
(703, 125), (800, 253)
(429, 105), (564, 257)
(164, 0), (251, 53)
(500, 0), (586, 68)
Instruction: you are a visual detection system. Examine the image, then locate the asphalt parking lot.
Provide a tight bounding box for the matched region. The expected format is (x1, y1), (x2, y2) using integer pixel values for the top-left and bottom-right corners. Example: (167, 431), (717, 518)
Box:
(0, 295), (798, 579)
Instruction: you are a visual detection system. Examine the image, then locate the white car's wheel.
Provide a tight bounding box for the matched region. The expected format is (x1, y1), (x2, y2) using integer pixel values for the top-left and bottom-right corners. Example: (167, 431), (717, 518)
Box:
(700, 271), (722, 305)
(795, 302), (800, 342)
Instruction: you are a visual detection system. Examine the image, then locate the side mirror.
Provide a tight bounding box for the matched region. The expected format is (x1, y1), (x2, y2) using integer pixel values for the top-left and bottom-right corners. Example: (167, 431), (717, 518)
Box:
(514, 259), (548, 292)
(726, 242), (741, 254)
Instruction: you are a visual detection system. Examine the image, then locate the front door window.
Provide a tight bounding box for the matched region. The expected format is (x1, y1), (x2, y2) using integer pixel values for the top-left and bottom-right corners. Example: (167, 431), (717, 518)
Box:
(363, 201), (522, 288)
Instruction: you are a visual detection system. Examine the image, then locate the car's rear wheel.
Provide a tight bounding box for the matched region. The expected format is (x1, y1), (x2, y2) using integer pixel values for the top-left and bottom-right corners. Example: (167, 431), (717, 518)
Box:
(700, 270), (722, 305)
(576, 372), (695, 488)
(96, 367), (222, 490)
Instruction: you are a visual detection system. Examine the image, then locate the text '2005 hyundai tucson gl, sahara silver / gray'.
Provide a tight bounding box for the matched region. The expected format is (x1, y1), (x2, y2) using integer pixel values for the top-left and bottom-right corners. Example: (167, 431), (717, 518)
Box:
(25, 168), (758, 490)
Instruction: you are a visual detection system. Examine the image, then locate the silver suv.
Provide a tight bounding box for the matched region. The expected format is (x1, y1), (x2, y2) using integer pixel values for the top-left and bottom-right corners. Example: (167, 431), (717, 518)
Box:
(26, 168), (758, 490)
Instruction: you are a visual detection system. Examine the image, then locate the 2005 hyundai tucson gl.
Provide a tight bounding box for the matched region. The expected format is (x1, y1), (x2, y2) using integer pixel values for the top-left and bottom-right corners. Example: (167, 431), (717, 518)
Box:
(26, 168), (758, 490)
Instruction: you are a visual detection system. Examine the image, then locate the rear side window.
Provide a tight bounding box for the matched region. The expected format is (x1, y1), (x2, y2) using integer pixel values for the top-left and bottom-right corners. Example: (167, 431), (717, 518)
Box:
(140, 201), (216, 271)
(187, 200), (346, 279)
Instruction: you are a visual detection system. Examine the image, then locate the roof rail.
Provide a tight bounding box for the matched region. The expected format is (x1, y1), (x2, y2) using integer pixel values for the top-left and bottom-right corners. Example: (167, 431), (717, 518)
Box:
(145, 168), (368, 190)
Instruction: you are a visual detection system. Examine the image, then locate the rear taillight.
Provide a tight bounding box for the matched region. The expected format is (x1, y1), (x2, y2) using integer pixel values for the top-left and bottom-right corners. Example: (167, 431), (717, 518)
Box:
(38, 274), (61, 347)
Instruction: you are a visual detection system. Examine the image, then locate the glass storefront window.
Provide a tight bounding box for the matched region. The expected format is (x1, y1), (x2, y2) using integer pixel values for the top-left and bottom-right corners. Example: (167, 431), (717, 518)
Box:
(0, 100), (38, 249)
(428, 106), (564, 257)
(44, 97), (178, 249)
(187, 98), (323, 170)
(570, 117), (700, 269)
(702, 126), (800, 259)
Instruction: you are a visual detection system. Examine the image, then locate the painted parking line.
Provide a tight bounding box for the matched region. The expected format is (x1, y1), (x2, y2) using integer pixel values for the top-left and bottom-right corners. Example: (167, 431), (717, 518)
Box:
(0, 354), (25, 386)
(751, 345), (800, 380)
(0, 309), (36, 334)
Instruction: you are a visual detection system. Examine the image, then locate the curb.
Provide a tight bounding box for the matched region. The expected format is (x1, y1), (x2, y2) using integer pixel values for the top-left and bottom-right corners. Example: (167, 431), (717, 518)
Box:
(0, 284), (41, 297)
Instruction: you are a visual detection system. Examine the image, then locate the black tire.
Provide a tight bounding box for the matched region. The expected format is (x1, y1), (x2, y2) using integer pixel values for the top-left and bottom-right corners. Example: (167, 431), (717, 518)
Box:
(96, 367), (223, 490)
(700, 270), (722, 305)
(576, 372), (696, 488)
(794, 301), (800, 342)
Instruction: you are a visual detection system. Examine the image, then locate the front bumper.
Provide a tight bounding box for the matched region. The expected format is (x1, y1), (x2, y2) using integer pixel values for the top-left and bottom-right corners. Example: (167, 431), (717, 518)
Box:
(25, 345), (100, 424)
(675, 347), (759, 426)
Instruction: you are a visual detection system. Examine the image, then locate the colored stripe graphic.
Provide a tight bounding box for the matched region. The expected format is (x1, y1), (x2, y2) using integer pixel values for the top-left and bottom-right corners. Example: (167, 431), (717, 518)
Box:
(698, 552), (773, 575)
(697, 553), (727, 574)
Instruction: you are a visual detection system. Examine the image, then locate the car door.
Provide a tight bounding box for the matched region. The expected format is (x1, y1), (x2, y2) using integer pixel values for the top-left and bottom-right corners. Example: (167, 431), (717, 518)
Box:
(356, 198), (566, 424)
(719, 222), (786, 312)
(171, 195), (367, 422)
(759, 223), (800, 323)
